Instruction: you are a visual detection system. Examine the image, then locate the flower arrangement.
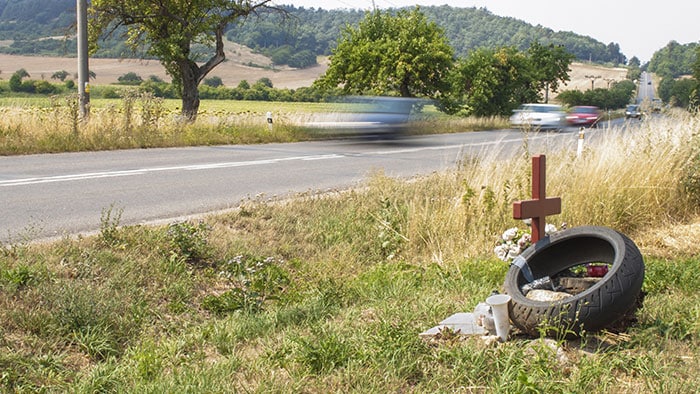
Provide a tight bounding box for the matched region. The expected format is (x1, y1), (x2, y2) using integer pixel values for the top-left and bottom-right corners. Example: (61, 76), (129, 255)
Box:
(494, 221), (565, 262)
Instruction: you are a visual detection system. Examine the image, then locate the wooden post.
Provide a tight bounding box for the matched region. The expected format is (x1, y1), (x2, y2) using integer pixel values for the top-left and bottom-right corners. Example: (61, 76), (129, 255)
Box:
(513, 155), (562, 243)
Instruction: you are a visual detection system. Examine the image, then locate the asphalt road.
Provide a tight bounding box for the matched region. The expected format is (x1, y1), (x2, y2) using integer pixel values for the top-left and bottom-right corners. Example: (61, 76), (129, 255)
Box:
(1, 124), (626, 244)
(638, 71), (656, 102)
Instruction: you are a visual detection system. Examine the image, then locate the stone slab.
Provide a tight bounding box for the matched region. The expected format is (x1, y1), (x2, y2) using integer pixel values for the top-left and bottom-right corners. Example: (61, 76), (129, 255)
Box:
(419, 312), (486, 337)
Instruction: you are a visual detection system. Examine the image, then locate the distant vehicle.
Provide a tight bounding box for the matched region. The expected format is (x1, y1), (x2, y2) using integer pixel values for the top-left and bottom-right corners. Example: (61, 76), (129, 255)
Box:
(625, 104), (642, 119)
(652, 98), (663, 112)
(566, 106), (601, 127)
(303, 96), (421, 138)
(510, 103), (566, 130)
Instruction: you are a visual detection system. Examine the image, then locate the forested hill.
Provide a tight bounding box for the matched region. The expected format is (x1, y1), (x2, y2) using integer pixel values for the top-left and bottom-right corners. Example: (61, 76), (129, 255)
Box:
(0, 1), (625, 65)
(424, 6), (624, 63)
(0, 0), (75, 38)
(228, 5), (625, 65)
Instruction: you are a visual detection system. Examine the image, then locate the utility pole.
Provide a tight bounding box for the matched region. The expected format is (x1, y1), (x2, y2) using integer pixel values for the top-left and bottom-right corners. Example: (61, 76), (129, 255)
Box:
(77, 0), (90, 119)
(584, 75), (601, 90)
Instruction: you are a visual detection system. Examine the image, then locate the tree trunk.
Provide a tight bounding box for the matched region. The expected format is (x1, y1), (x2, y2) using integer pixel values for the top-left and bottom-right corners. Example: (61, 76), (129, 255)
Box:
(399, 77), (411, 97)
(180, 61), (200, 122)
(178, 26), (227, 122)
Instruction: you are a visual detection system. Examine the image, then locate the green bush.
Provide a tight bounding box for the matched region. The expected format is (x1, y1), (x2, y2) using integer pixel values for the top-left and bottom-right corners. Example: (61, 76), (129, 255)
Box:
(202, 255), (290, 315)
(117, 72), (143, 85)
(33, 80), (57, 94)
(203, 76), (223, 88)
(558, 80), (636, 109)
(166, 221), (212, 264)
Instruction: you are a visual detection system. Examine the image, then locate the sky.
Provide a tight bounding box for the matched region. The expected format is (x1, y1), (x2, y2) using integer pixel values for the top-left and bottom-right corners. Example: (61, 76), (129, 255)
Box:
(282, 0), (699, 63)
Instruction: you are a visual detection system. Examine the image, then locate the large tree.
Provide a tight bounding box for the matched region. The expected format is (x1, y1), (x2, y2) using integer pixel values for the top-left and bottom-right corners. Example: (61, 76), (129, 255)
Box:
(443, 42), (575, 116)
(89, 0), (280, 121)
(527, 41), (575, 103)
(446, 47), (539, 116)
(315, 7), (454, 99)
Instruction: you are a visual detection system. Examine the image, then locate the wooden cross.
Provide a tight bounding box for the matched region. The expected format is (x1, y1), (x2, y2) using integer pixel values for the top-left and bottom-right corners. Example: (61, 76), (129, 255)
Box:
(513, 155), (561, 243)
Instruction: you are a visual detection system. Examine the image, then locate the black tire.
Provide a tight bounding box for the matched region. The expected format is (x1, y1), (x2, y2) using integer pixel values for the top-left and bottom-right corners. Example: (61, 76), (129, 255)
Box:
(504, 226), (644, 337)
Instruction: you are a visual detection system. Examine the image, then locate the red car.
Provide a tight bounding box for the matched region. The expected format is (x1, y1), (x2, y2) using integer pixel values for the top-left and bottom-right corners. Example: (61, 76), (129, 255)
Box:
(566, 106), (601, 127)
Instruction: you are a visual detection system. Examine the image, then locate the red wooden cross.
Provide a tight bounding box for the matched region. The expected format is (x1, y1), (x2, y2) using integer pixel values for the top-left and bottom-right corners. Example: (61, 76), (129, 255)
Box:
(513, 155), (561, 243)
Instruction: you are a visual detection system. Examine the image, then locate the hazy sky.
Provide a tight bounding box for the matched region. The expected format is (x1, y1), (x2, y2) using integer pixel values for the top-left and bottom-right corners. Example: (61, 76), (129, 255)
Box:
(282, 0), (699, 63)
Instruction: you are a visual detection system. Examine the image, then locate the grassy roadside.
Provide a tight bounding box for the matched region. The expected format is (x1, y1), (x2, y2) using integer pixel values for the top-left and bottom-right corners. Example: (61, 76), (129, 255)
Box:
(0, 95), (509, 155)
(1, 110), (699, 391)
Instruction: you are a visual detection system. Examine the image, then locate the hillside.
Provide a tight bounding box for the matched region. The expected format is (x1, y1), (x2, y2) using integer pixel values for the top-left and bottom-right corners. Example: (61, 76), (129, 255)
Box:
(0, 3), (630, 97)
(0, 3), (626, 65)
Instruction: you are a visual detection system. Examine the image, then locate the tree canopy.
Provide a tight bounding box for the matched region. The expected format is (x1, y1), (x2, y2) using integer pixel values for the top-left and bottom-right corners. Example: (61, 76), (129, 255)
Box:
(315, 8), (453, 99)
(647, 41), (699, 78)
(444, 47), (537, 116)
(88, 0), (281, 120)
(557, 80), (636, 110)
(527, 41), (575, 102)
(441, 42), (575, 116)
(652, 44), (700, 109)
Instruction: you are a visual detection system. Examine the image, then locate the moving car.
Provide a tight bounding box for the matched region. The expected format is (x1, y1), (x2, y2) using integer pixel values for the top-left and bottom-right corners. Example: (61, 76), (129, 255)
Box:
(566, 105), (601, 128)
(304, 96), (421, 138)
(625, 104), (642, 119)
(510, 104), (566, 130)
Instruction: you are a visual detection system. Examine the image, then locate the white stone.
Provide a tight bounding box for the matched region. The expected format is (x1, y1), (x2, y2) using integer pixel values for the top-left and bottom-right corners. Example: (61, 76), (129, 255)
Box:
(526, 289), (571, 301)
(419, 312), (487, 337)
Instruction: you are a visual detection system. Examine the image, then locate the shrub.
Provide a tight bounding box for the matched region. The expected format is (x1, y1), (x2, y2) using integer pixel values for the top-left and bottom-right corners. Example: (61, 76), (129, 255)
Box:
(288, 50), (317, 69)
(166, 221), (212, 264)
(202, 255), (290, 315)
(51, 70), (70, 81)
(203, 76), (223, 88)
(32, 80), (57, 94)
(140, 80), (178, 99)
(117, 72), (143, 85)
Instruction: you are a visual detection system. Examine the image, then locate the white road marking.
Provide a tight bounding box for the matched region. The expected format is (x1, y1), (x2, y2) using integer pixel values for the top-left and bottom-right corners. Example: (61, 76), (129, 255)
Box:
(0, 134), (538, 187)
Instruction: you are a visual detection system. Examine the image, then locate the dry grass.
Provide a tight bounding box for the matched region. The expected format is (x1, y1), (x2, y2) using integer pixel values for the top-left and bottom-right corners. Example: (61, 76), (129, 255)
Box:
(0, 94), (322, 154)
(636, 220), (700, 258)
(547, 113), (698, 233)
(320, 110), (700, 264)
(557, 62), (629, 95)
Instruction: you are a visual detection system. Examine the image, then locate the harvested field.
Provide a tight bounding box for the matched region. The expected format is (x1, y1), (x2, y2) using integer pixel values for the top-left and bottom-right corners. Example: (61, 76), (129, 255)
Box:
(0, 42), (328, 89)
(0, 46), (627, 94)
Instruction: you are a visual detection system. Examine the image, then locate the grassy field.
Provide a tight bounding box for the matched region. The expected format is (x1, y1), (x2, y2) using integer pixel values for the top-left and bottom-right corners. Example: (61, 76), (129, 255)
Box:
(1, 109), (699, 392)
(0, 95), (510, 155)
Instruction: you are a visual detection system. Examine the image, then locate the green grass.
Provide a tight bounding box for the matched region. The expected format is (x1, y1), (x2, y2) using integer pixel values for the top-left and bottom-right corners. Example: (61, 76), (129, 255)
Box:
(2, 110), (700, 392)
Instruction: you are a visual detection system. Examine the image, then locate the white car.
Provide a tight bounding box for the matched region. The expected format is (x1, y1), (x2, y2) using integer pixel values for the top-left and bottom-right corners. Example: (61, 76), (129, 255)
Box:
(304, 96), (420, 138)
(510, 104), (566, 130)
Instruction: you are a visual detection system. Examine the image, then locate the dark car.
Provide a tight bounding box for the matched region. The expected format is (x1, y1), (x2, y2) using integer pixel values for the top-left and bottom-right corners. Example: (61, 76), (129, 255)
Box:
(566, 106), (601, 127)
(625, 104), (642, 119)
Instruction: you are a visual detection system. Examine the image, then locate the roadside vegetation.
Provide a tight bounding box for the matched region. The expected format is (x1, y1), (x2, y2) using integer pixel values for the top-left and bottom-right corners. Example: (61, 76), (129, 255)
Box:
(2, 110), (700, 392)
(0, 93), (510, 155)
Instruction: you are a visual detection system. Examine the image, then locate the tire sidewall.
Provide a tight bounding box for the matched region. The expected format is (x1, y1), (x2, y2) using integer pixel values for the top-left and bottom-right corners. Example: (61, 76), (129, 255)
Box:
(504, 225), (645, 336)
